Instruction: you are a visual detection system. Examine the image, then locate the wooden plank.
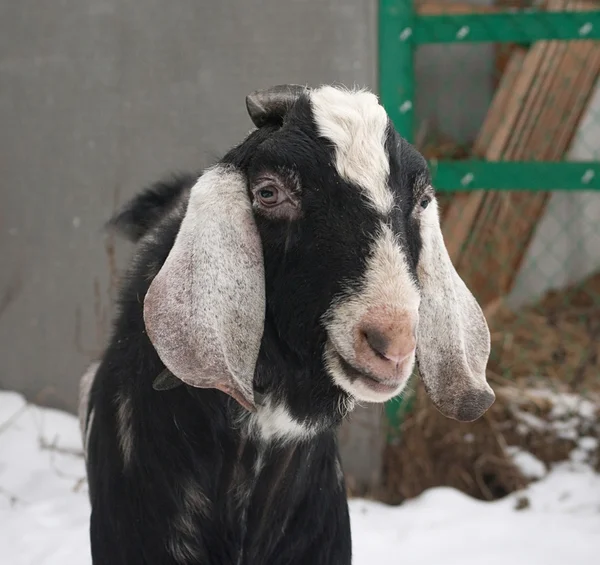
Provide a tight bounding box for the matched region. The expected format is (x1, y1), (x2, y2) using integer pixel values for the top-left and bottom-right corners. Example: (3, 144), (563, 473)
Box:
(451, 34), (550, 285)
(438, 0), (600, 305)
(456, 192), (505, 300)
(454, 0), (556, 301)
(458, 0), (600, 305)
(497, 0), (594, 289)
(541, 40), (600, 159)
(504, 40), (568, 159)
(442, 48), (527, 263)
(474, 48), (527, 156)
(416, 1), (503, 15)
(485, 41), (548, 160)
(474, 0), (573, 299)
(528, 3), (592, 159)
(506, 35), (600, 282)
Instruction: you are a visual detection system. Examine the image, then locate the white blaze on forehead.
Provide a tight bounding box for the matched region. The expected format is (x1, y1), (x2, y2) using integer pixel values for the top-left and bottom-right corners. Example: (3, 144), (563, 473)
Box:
(310, 86), (393, 214)
(362, 224), (421, 313)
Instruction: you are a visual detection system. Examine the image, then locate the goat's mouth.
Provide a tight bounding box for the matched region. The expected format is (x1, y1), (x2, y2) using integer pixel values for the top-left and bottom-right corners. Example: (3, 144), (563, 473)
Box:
(335, 352), (400, 394)
(324, 340), (410, 402)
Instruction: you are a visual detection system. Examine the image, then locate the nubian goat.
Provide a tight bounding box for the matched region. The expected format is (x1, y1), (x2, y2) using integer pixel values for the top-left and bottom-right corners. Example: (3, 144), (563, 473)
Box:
(80, 84), (495, 565)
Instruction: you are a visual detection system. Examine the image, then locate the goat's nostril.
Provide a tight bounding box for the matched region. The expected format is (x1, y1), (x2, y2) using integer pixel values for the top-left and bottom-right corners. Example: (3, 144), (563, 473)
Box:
(364, 329), (391, 361)
(361, 325), (416, 366)
(357, 308), (418, 371)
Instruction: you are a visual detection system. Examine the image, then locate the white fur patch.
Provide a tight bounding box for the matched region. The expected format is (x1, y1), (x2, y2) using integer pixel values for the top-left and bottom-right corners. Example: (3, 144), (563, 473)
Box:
(323, 224), (420, 402)
(115, 392), (134, 468)
(246, 398), (316, 443)
(310, 86), (392, 214)
(335, 457), (344, 486)
(84, 409), (95, 460)
(336, 393), (356, 418)
(78, 361), (100, 459)
(166, 463), (216, 562)
(168, 474), (211, 561)
(253, 446), (265, 476)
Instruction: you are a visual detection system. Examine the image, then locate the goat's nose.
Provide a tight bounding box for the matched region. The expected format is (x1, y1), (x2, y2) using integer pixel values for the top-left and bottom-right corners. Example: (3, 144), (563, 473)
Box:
(364, 328), (415, 364)
(354, 307), (417, 378)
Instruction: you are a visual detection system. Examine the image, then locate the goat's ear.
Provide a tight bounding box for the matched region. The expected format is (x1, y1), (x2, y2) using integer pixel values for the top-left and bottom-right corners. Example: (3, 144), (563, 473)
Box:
(415, 198), (495, 422)
(246, 84), (307, 127)
(143, 165), (265, 412)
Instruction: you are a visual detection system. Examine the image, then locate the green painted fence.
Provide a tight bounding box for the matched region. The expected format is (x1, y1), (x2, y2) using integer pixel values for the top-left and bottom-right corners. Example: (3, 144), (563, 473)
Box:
(379, 0), (600, 436)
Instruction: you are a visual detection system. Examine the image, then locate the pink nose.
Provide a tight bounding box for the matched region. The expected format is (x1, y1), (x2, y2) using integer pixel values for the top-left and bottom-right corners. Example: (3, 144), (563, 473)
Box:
(355, 307), (417, 379)
(364, 328), (414, 363)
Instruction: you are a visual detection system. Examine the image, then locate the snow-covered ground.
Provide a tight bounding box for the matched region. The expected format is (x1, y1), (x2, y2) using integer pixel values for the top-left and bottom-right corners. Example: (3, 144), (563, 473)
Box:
(1, 390), (599, 565)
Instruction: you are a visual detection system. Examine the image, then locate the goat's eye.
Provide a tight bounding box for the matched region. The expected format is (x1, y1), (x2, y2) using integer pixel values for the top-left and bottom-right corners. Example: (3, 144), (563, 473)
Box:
(419, 197), (431, 210)
(251, 174), (300, 219)
(259, 188), (276, 200)
(255, 185), (281, 207)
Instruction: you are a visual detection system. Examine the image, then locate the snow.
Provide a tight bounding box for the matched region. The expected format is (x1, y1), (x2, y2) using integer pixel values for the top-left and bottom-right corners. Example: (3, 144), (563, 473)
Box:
(1, 390), (600, 565)
(505, 446), (547, 479)
(0, 391), (90, 565)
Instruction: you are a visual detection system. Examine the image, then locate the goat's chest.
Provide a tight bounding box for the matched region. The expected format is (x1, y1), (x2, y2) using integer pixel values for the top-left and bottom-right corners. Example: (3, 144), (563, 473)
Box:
(162, 423), (345, 565)
(226, 441), (300, 539)
(193, 439), (314, 565)
(167, 442), (298, 564)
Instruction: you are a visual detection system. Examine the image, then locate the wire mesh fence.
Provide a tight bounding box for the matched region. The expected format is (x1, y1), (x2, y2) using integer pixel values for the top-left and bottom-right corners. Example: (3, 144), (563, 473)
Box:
(372, 0), (600, 504)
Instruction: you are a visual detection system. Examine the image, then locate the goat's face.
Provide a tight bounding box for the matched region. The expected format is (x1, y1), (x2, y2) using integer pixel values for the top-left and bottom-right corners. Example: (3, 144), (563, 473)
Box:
(143, 85), (495, 433)
(245, 92), (425, 409)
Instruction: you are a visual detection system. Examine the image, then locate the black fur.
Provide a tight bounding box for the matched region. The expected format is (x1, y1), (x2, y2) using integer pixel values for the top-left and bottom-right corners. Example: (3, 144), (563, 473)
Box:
(106, 172), (198, 243)
(85, 95), (429, 564)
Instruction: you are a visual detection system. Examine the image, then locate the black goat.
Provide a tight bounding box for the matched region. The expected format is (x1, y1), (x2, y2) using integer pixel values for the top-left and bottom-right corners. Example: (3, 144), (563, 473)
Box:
(80, 84), (495, 565)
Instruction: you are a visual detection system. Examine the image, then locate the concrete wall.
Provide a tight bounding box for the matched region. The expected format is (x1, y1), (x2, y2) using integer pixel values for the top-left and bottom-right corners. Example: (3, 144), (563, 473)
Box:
(1, 0), (380, 411)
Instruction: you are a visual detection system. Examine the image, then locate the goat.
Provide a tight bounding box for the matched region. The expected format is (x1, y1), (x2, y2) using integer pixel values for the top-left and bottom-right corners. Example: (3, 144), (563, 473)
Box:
(80, 84), (495, 565)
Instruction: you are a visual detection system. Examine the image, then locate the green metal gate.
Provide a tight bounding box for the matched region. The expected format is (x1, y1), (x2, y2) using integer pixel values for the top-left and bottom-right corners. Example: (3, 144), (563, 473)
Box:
(379, 0), (600, 434)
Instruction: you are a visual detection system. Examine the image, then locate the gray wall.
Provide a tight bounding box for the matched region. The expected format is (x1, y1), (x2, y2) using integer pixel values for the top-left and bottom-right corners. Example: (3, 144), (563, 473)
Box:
(1, 0), (379, 411)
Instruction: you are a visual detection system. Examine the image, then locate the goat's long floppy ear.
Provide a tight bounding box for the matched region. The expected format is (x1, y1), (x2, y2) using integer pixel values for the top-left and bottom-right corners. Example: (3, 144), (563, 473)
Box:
(143, 165), (265, 412)
(246, 84), (308, 127)
(415, 199), (495, 422)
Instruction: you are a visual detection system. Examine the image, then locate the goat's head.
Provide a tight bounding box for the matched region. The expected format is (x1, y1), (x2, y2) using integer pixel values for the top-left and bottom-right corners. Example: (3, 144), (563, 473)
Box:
(143, 84), (494, 436)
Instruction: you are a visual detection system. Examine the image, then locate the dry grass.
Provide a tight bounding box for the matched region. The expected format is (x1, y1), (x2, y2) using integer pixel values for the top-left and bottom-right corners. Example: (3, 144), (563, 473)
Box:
(381, 384), (528, 503)
(488, 271), (600, 391)
(381, 383), (599, 503)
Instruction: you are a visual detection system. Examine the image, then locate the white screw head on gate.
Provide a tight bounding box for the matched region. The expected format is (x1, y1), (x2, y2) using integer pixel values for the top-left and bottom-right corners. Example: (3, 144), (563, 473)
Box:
(581, 169), (595, 184)
(456, 26), (470, 40)
(461, 172), (474, 187)
(399, 100), (413, 114)
(399, 28), (412, 41)
(579, 22), (593, 37)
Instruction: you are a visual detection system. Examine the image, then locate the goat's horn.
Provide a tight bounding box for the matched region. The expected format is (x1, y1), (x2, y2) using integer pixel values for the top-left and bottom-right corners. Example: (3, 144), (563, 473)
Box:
(246, 84), (308, 127)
